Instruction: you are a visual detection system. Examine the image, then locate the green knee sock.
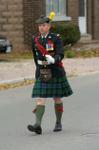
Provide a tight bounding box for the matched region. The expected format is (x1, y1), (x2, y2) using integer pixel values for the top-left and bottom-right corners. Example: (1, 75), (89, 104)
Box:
(54, 103), (63, 123)
(35, 105), (45, 126)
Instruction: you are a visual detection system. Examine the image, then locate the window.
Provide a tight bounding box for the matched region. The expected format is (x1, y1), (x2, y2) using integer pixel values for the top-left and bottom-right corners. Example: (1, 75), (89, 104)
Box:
(46, 0), (70, 21)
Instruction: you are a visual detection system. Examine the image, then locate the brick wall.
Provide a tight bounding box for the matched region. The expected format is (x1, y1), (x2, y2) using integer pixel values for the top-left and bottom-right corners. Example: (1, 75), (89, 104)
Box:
(68, 0), (79, 24)
(23, 0), (45, 50)
(0, 0), (46, 51)
(0, 0), (99, 51)
(0, 0), (24, 51)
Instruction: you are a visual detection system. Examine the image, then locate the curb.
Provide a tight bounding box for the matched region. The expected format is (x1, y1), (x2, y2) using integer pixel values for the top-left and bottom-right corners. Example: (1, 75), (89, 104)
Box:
(0, 77), (34, 84)
(0, 71), (99, 84)
(0, 71), (99, 90)
(0, 77), (34, 90)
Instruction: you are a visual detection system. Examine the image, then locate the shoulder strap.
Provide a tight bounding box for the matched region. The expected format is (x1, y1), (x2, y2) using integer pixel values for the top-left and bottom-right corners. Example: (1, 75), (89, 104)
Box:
(35, 36), (49, 56)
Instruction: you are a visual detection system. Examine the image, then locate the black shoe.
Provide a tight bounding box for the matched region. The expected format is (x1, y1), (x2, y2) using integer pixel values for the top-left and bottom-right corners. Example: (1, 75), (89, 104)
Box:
(27, 124), (42, 134)
(53, 122), (62, 132)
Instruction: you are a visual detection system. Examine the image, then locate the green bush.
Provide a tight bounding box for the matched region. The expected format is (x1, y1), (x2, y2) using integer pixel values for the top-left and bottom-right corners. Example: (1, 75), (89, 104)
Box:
(51, 22), (81, 46)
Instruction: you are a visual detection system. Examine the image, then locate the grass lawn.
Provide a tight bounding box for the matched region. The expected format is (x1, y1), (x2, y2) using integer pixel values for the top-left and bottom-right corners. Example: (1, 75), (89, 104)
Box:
(0, 51), (33, 62)
(0, 49), (99, 62)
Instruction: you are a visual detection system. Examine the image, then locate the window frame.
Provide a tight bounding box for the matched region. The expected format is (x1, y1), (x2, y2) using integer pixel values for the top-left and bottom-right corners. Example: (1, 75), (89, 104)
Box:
(46, 0), (71, 21)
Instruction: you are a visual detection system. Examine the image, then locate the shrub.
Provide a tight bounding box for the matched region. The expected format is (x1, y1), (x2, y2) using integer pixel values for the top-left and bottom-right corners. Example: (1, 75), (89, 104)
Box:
(51, 22), (81, 46)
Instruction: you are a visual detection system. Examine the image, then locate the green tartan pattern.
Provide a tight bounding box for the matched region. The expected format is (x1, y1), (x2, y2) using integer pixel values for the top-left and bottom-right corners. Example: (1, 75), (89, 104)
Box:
(32, 76), (73, 98)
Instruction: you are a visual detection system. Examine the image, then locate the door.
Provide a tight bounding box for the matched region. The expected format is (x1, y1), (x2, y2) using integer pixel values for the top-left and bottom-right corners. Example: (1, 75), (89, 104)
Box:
(78, 0), (87, 34)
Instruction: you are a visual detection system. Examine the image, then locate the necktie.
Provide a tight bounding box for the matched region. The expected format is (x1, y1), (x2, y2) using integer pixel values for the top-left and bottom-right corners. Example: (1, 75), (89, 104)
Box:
(42, 37), (46, 44)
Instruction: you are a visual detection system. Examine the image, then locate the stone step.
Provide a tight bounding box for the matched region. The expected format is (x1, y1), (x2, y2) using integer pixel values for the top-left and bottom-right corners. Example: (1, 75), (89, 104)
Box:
(80, 34), (92, 43)
(73, 34), (99, 51)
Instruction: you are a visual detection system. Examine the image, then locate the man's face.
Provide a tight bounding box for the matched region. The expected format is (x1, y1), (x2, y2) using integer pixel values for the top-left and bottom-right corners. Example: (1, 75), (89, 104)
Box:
(38, 23), (51, 35)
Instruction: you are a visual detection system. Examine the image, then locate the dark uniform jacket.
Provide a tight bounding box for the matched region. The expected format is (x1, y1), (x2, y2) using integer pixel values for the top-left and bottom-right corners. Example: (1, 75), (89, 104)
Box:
(32, 32), (66, 79)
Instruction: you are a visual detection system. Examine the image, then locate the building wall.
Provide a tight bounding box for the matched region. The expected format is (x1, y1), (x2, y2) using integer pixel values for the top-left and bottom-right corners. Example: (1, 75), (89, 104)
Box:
(87, 0), (99, 39)
(92, 0), (99, 39)
(0, 0), (99, 51)
(0, 0), (46, 51)
(68, 0), (79, 24)
(0, 0), (24, 51)
(87, 0), (93, 35)
(23, 0), (45, 50)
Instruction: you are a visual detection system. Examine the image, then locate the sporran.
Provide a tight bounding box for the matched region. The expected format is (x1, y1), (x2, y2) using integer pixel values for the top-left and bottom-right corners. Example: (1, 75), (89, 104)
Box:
(40, 68), (52, 82)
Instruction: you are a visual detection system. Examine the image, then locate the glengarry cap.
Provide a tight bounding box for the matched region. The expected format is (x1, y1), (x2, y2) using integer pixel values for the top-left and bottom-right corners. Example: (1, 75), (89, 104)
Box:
(35, 15), (51, 24)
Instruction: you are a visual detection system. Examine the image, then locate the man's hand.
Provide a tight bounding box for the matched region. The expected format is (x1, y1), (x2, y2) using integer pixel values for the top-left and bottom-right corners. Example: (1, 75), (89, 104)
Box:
(45, 55), (55, 64)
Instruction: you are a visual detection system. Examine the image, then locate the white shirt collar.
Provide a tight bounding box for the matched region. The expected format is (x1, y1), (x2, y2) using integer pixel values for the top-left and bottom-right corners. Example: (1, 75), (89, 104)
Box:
(41, 33), (49, 39)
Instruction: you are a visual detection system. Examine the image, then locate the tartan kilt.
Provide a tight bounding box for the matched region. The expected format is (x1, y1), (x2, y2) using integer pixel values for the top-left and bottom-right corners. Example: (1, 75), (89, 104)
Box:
(32, 76), (73, 98)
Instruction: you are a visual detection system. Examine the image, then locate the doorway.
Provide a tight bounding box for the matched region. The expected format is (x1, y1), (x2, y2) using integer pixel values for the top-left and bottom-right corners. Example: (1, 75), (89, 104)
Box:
(78, 0), (87, 34)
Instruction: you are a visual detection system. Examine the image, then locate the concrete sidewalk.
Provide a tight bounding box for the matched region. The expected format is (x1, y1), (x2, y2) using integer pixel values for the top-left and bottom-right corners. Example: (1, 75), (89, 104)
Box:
(0, 57), (99, 84)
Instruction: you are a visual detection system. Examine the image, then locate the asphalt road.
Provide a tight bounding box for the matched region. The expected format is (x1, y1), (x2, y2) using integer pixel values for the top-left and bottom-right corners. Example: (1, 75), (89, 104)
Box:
(0, 74), (99, 150)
